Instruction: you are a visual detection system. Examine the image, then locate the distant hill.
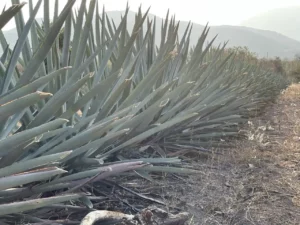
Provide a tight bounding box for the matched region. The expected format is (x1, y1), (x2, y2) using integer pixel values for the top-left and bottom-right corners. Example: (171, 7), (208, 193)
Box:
(104, 11), (300, 59)
(2, 11), (300, 59)
(241, 7), (300, 42)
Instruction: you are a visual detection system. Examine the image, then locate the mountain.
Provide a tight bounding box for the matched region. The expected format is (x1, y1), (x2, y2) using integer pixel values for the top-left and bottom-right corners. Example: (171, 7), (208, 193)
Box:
(2, 11), (300, 59)
(241, 7), (300, 42)
(104, 11), (300, 59)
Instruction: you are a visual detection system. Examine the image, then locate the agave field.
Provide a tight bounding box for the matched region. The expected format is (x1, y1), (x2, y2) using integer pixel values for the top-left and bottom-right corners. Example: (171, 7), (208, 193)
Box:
(0, 0), (289, 224)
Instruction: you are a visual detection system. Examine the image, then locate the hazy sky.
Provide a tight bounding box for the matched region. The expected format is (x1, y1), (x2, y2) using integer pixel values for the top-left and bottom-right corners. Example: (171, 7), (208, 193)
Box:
(2, 0), (300, 30)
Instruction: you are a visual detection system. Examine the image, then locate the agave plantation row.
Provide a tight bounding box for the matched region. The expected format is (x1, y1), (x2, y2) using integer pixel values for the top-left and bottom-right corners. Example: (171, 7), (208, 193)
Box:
(0, 0), (288, 223)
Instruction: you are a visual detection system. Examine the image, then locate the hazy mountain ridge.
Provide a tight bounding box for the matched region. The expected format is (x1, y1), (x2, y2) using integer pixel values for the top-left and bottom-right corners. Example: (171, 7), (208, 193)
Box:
(2, 10), (300, 59)
(241, 7), (300, 42)
(105, 11), (300, 59)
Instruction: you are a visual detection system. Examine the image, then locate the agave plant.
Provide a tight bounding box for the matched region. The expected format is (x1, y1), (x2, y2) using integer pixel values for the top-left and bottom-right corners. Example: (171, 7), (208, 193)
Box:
(0, 0), (288, 224)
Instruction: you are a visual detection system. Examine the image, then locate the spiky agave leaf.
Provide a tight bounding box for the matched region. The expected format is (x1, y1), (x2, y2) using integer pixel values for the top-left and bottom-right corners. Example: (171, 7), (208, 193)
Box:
(0, 2), (26, 30)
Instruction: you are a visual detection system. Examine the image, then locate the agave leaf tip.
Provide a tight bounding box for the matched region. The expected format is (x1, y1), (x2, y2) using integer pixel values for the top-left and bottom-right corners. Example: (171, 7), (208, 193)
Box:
(36, 91), (53, 97)
(55, 118), (69, 123)
(56, 168), (68, 174)
(13, 2), (27, 7)
(60, 150), (73, 158)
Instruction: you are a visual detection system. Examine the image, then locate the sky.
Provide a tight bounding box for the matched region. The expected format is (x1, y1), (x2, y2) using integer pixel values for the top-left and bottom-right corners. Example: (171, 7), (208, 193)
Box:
(2, 0), (300, 30)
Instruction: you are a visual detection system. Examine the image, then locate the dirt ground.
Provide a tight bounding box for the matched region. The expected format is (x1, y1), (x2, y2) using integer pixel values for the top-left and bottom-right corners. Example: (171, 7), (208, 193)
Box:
(116, 84), (300, 225)
(167, 84), (300, 224)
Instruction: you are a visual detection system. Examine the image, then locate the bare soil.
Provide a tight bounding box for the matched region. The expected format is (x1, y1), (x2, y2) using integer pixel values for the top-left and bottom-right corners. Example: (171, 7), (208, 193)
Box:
(170, 84), (300, 224)
(118, 84), (300, 225)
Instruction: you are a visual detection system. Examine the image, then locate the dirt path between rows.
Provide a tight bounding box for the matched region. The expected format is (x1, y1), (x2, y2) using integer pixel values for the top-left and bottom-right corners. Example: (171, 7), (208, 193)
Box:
(161, 83), (300, 224)
(121, 84), (300, 225)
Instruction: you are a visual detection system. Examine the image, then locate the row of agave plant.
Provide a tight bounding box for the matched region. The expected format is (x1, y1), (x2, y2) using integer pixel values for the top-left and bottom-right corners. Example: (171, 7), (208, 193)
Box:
(0, 0), (288, 224)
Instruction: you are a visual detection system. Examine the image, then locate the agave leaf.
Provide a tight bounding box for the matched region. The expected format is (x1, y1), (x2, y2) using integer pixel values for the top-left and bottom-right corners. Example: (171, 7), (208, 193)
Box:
(67, 5), (98, 109)
(28, 182), (72, 196)
(151, 144), (167, 157)
(119, 55), (172, 110)
(95, 4), (102, 62)
(73, 0), (96, 70)
(1, 0), (42, 94)
(0, 194), (81, 216)
(94, 79), (131, 122)
(0, 110), (24, 138)
(0, 2), (26, 30)
(79, 196), (93, 209)
(38, 127), (73, 141)
(23, 114), (98, 160)
(0, 92), (52, 122)
(60, 71), (119, 120)
(92, 8), (129, 85)
(53, 0), (59, 21)
(61, 128), (129, 161)
(35, 44), (108, 122)
(44, 0), (53, 74)
(0, 30), (9, 52)
(11, 5), (29, 67)
(0, 67), (71, 105)
(86, 70), (121, 117)
(61, 10), (72, 69)
(0, 187), (25, 197)
(81, 128), (130, 158)
(41, 167), (109, 186)
(65, 43), (108, 87)
(112, 7), (150, 73)
(52, 161), (146, 188)
(0, 151), (72, 178)
(45, 116), (126, 156)
(104, 13), (115, 39)
(114, 82), (192, 136)
(0, 44), (9, 63)
(69, 0), (86, 67)
(63, 161), (146, 194)
(28, 73), (93, 128)
(134, 170), (155, 182)
(99, 113), (199, 159)
(113, 157), (181, 165)
(157, 95), (197, 124)
(17, 0), (76, 86)
(137, 165), (201, 174)
(135, 82), (194, 132)
(0, 118), (68, 155)
(0, 167), (67, 191)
